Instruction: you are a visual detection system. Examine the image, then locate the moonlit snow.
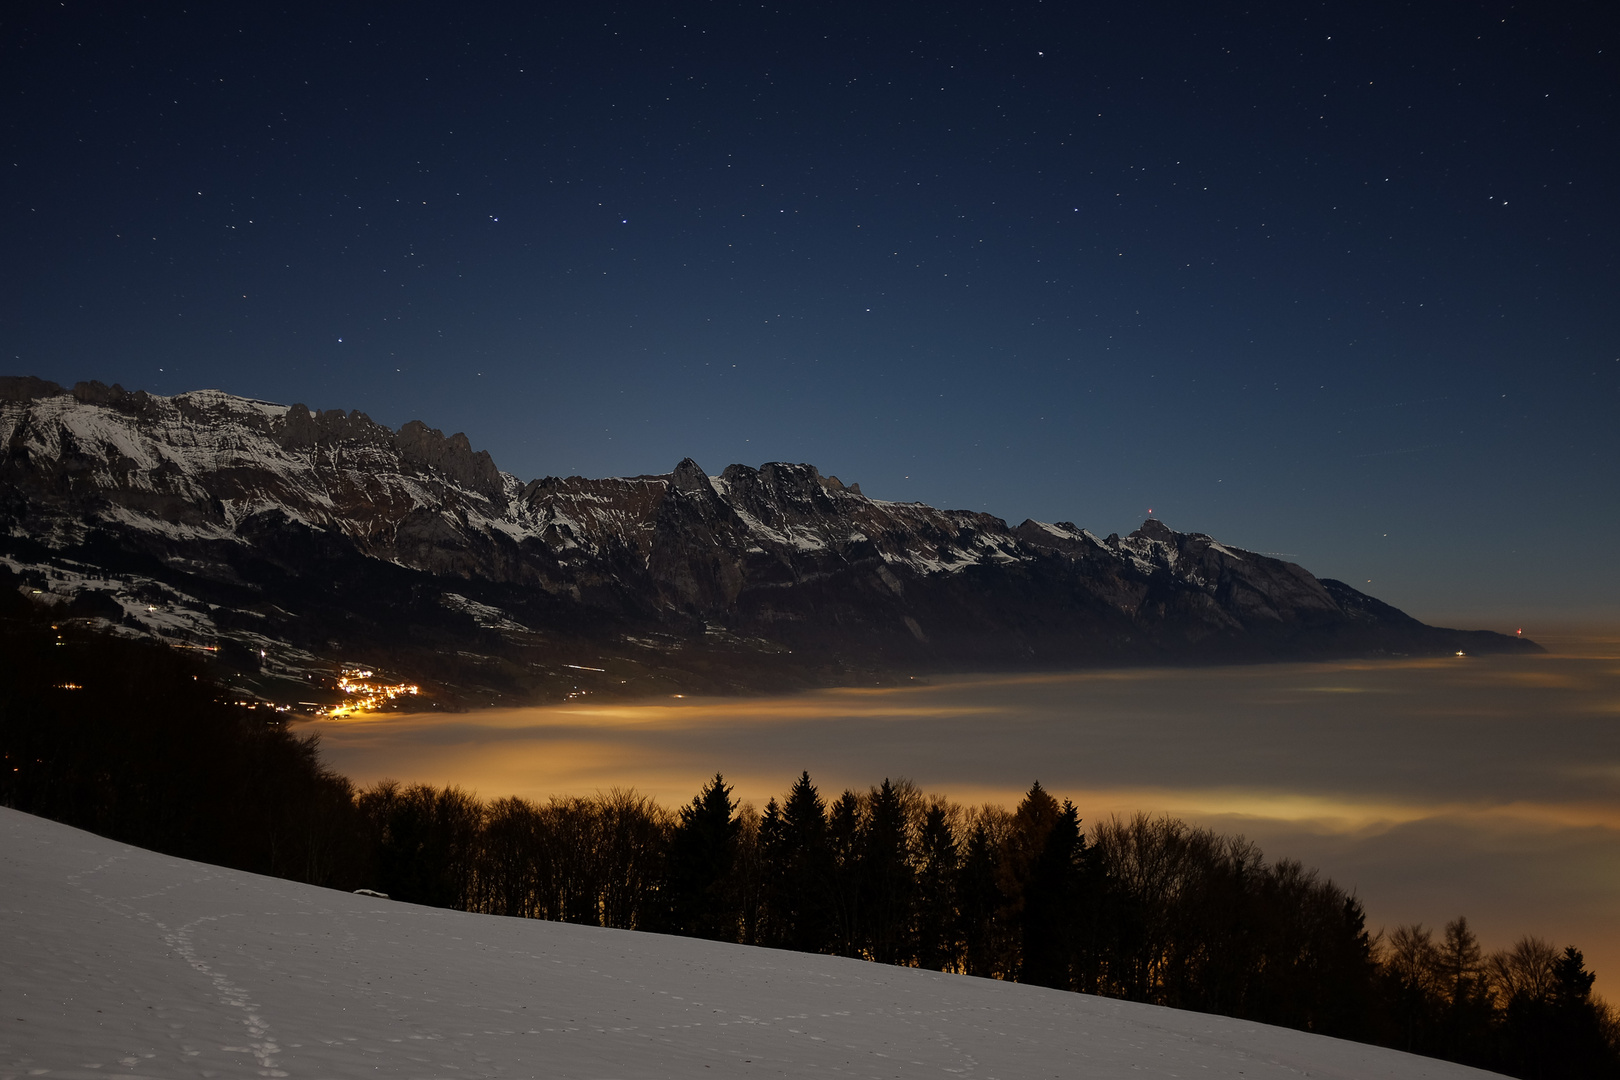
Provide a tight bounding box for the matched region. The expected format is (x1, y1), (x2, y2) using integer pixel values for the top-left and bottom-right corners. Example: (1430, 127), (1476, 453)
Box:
(1, 808), (1503, 1080)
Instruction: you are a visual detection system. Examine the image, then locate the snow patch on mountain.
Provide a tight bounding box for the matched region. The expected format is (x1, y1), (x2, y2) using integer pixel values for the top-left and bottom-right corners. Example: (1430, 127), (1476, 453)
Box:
(1, 378), (1534, 698)
(441, 591), (530, 632)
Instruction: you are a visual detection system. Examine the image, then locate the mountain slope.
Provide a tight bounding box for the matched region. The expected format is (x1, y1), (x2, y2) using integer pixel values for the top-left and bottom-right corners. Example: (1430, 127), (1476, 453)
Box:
(0, 377), (1533, 707)
(1, 806), (1504, 1080)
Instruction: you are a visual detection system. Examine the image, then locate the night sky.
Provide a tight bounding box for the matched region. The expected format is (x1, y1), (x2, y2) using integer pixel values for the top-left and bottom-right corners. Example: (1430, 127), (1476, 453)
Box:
(4, 2), (1616, 621)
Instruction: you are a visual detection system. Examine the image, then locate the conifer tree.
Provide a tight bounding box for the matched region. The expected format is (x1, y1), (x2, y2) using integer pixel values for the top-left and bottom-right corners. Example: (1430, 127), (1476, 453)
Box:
(1544, 947), (1615, 1078)
(915, 804), (962, 972)
(1435, 916), (1493, 1066)
(1437, 917), (1484, 1010)
(666, 773), (740, 939)
(1000, 781), (1062, 977)
(1021, 800), (1083, 989)
(959, 821), (1004, 978)
(861, 779), (917, 966)
(765, 772), (833, 954)
(1309, 893), (1378, 1042)
(826, 790), (865, 957)
(755, 798), (786, 946)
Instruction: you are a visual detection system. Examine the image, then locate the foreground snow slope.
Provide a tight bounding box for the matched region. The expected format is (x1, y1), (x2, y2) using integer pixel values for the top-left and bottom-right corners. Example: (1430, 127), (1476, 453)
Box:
(1, 809), (1501, 1080)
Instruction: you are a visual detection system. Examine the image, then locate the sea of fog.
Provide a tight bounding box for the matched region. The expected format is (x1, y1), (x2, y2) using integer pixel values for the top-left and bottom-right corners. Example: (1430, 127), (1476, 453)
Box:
(309, 628), (1620, 996)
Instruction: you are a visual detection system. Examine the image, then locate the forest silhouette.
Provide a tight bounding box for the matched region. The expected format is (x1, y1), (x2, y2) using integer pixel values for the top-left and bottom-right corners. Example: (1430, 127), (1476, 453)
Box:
(2, 594), (1615, 1079)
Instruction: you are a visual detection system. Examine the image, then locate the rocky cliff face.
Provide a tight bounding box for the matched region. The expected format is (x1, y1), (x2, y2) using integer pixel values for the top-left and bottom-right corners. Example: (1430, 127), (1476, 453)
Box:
(0, 377), (1533, 707)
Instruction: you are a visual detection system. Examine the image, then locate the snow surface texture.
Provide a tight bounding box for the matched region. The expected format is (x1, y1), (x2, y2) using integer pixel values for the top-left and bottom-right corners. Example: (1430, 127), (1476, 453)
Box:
(1, 809), (1502, 1080)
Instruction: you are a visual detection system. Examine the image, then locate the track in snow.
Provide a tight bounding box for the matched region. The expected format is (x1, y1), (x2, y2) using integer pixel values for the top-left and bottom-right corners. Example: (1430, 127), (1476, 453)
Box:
(0, 808), (1502, 1079)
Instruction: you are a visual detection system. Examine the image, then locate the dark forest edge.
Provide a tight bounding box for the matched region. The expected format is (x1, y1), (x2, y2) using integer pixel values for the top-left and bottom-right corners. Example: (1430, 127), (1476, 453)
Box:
(2, 597), (1614, 1079)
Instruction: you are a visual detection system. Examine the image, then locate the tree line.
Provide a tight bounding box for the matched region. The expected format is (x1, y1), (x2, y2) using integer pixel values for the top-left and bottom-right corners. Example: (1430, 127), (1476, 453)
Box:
(1, 591), (1614, 1078)
(355, 772), (1619, 1078)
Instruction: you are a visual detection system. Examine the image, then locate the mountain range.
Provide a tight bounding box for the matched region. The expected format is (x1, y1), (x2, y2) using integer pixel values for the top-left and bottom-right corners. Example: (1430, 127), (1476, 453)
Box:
(0, 376), (1534, 708)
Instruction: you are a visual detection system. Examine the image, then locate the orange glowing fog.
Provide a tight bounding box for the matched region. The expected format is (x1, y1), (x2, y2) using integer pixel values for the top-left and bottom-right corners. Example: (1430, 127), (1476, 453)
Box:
(308, 630), (1620, 993)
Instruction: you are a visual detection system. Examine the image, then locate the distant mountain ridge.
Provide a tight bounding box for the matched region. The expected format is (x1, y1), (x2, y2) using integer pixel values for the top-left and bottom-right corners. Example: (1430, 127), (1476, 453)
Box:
(0, 376), (1534, 707)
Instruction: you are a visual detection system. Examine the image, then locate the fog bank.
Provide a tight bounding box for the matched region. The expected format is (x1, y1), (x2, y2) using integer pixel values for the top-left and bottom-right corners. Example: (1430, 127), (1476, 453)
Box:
(310, 633), (1620, 993)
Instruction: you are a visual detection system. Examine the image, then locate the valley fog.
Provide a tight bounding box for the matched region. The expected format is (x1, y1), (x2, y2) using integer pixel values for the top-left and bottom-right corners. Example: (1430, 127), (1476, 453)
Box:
(310, 629), (1620, 994)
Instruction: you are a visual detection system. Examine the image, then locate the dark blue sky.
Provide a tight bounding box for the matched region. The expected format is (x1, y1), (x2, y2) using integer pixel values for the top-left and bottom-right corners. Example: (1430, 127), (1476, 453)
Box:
(4, 1), (1616, 622)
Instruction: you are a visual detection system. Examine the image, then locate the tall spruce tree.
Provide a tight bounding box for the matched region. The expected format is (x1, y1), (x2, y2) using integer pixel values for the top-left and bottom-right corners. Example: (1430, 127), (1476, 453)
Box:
(1021, 800), (1084, 989)
(755, 798), (786, 947)
(766, 772), (833, 954)
(1544, 947), (1616, 1078)
(666, 773), (740, 939)
(915, 804), (962, 972)
(1001, 781), (1062, 978)
(959, 821), (1005, 978)
(861, 779), (916, 966)
(826, 790), (865, 957)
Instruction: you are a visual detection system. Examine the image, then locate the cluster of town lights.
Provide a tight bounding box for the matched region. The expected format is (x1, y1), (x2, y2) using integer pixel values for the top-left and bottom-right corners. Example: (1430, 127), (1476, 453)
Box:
(319, 667), (420, 718)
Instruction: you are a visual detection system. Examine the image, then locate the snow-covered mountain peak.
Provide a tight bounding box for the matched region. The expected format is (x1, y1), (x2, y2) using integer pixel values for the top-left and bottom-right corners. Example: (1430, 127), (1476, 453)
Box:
(0, 377), (1535, 705)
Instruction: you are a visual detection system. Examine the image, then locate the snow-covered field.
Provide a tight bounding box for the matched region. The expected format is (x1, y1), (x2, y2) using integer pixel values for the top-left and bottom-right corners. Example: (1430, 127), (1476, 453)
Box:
(1, 808), (1501, 1079)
